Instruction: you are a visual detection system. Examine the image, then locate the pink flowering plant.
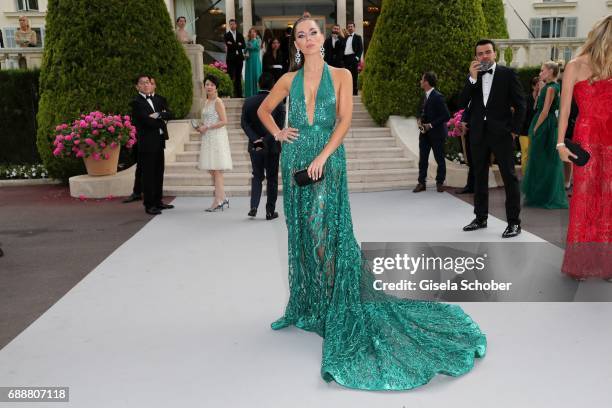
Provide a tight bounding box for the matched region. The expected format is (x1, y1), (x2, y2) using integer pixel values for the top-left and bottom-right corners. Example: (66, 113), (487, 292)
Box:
(446, 109), (465, 138)
(51, 111), (137, 160)
(210, 61), (227, 72)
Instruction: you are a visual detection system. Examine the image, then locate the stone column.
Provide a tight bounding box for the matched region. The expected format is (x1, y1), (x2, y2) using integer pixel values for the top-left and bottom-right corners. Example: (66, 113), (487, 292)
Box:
(243, 0), (253, 31)
(337, 0), (346, 28)
(183, 43), (205, 118)
(226, 0), (236, 26)
(354, 0), (364, 39)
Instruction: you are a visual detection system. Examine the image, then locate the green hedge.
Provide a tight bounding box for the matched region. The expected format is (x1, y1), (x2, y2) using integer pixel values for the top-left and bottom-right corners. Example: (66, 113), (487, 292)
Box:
(362, 0), (487, 124)
(0, 69), (40, 165)
(203, 65), (234, 97)
(482, 0), (509, 39)
(516, 66), (541, 95)
(37, 0), (193, 180)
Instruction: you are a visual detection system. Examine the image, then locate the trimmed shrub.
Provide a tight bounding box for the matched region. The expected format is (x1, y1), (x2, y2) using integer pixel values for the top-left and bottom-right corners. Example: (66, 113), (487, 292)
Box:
(37, 0), (193, 180)
(203, 65), (234, 97)
(362, 0), (487, 124)
(516, 66), (541, 95)
(0, 69), (40, 164)
(482, 0), (509, 39)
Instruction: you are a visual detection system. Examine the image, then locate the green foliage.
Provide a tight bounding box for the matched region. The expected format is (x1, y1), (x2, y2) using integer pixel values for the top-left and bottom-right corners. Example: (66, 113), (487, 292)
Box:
(37, 0), (192, 180)
(482, 0), (509, 39)
(203, 65), (234, 97)
(0, 69), (40, 164)
(0, 163), (48, 179)
(362, 0), (488, 124)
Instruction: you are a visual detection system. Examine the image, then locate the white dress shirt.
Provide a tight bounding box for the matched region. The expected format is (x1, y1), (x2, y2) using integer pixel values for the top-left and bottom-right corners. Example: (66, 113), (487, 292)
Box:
(425, 87), (434, 102)
(344, 34), (354, 55)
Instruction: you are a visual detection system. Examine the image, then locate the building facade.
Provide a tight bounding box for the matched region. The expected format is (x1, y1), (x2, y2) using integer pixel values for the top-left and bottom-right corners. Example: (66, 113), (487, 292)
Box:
(498, 0), (612, 67)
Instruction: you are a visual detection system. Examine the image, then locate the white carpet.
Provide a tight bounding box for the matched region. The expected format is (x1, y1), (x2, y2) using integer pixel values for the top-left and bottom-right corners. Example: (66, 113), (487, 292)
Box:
(0, 191), (610, 408)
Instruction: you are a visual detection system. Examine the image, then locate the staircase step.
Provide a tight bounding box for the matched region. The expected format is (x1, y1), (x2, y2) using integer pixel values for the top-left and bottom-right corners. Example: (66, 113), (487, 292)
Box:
(188, 127), (392, 141)
(164, 168), (414, 187)
(175, 147), (406, 163)
(164, 178), (415, 197)
(219, 118), (378, 129)
(167, 157), (415, 173)
(182, 137), (398, 151)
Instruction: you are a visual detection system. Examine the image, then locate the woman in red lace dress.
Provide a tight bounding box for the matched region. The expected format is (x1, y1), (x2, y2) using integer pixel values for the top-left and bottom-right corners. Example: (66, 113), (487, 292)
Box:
(557, 15), (612, 280)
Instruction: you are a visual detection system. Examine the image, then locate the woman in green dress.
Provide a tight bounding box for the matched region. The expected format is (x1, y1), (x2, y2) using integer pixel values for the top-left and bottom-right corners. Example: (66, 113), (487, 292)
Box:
(256, 17), (486, 391)
(244, 28), (262, 98)
(522, 61), (569, 209)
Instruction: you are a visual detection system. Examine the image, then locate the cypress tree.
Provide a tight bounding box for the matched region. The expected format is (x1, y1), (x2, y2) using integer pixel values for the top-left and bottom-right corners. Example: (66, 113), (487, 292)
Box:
(362, 0), (487, 124)
(482, 0), (509, 39)
(37, 0), (192, 179)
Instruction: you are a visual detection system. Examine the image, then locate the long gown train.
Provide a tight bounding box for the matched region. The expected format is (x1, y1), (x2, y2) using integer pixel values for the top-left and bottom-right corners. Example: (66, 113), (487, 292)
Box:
(272, 62), (486, 390)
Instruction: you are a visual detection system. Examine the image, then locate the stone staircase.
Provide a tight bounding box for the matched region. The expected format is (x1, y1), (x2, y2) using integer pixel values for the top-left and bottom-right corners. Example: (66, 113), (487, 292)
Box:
(164, 96), (418, 196)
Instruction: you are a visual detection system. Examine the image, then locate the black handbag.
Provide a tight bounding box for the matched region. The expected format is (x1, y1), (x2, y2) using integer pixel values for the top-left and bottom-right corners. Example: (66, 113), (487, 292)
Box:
(293, 168), (324, 187)
(565, 138), (590, 166)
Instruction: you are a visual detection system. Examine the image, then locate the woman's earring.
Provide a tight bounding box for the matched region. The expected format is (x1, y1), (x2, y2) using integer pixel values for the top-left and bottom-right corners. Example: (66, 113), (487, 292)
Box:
(295, 49), (301, 65)
(320, 45), (325, 58)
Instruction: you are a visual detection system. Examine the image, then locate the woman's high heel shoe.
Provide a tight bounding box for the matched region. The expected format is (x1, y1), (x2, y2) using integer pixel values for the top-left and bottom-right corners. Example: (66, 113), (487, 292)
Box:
(205, 201), (224, 212)
(221, 198), (230, 209)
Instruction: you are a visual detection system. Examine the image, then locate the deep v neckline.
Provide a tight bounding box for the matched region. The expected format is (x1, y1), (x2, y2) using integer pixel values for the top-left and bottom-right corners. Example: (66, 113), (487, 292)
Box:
(302, 63), (326, 127)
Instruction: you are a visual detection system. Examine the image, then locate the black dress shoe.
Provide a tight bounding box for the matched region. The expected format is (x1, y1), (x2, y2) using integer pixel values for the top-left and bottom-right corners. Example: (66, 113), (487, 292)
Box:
(266, 211), (279, 220)
(248, 208), (257, 217)
(123, 194), (142, 203)
(413, 183), (426, 193)
(436, 183), (444, 193)
(145, 207), (162, 215)
(463, 218), (487, 231)
(158, 203), (174, 210)
(502, 224), (521, 238)
(455, 186), (474, 194)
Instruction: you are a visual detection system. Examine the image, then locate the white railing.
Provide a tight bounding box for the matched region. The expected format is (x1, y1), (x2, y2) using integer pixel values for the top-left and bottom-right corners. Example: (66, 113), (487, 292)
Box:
(0, 47), (44, 70)
(493, 38), (585, 68)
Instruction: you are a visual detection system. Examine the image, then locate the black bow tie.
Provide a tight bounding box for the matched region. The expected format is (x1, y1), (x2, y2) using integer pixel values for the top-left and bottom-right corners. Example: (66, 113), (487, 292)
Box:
(146, 95), (152, 99)
(482, 68), (493, 75)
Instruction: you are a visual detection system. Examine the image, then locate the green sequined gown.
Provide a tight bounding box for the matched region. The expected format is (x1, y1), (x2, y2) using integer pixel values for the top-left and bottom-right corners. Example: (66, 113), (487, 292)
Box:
(272, 63), (486, 391)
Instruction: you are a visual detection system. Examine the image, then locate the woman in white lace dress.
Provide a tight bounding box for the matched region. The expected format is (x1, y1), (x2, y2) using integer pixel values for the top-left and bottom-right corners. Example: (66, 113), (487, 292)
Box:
(197, 75), (233, 211)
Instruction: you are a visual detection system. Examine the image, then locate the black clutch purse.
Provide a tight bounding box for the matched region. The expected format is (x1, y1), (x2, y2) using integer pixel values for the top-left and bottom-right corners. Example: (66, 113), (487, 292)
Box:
(565, 138), (590, 166)
(293, 168), (324, 187)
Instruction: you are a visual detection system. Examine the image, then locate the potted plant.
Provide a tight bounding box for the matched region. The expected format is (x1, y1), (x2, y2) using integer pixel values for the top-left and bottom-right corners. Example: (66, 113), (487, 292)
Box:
(52, 111), (137, 176)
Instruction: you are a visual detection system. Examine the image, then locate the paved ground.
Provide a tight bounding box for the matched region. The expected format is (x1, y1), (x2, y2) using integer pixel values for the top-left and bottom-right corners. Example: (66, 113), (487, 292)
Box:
(0, 185), (167, 349)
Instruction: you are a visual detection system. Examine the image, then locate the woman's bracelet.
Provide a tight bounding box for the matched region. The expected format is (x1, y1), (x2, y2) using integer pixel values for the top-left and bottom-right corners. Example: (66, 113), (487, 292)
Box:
(273, 130), (282, 140)
(556, 142), (565, 149)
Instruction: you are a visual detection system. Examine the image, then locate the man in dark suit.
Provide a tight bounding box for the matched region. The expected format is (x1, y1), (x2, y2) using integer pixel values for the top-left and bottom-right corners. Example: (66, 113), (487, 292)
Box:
(324, 24), (345, 68)
(130, 74), (174, 215)
(459, 39), (526, 238)
(224, 19), (245, 98)
(343, 22), (363, 95)
(241, 72), (285, 220)
(414, 71), (451, 193)
(124, 76), (166, 203)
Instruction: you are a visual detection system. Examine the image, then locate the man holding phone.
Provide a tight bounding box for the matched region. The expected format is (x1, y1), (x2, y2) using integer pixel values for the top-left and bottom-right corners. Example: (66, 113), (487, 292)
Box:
(459, 39), (526, 238)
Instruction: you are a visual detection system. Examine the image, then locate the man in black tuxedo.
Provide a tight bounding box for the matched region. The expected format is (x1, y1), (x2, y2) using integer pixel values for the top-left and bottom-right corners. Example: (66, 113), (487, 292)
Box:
(324, 24), (345, 68)
(414, 71), (451, 193)
(224, 19), (245, 98)
(280, 27), (292, 73)
(459, 39), (526, 238)
(130, 75), (174, 215)
(343, 22), (363, 95)
(241, 72), (285, 220)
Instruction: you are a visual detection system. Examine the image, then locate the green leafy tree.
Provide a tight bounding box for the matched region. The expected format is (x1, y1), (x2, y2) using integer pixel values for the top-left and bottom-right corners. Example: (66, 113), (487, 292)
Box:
(362, 0), (488, 124)
(482, 0), (509, 39)
(37, 0), (192, 180)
